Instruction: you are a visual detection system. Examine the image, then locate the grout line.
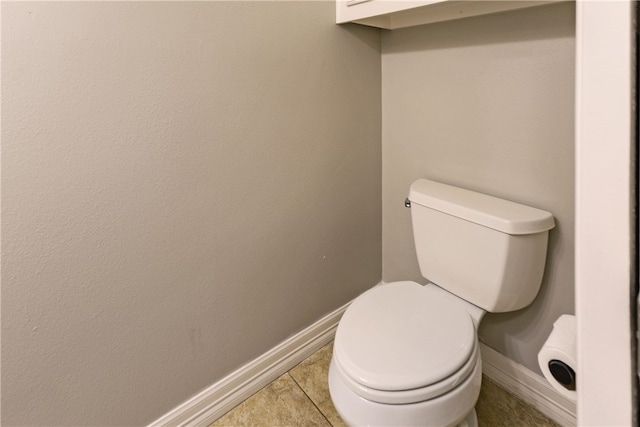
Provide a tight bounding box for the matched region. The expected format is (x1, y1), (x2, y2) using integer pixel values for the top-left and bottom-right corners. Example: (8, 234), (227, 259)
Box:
(287, 372), (335, 427)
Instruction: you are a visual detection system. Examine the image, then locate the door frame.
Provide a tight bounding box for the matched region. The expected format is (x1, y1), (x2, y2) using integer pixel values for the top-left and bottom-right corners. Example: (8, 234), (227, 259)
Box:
(575, 1), (636, 424)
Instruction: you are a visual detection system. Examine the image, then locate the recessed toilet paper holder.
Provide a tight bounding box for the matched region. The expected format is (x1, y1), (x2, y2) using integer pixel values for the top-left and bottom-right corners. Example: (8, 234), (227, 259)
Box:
(538, 314), (577, 401)
(548, 359), (576, 391)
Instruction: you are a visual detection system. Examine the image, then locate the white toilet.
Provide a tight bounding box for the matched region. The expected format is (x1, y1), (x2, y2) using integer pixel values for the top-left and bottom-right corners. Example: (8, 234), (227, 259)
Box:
(328, 179), (555, 427)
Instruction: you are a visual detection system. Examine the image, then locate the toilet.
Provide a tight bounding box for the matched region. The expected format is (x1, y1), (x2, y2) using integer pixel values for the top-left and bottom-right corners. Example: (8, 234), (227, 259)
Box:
(328, 179), (555, 427)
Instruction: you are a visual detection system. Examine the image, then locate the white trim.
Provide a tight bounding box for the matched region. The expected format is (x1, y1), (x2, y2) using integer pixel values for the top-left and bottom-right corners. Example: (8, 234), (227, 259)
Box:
(480, 343), (577, 427)
(574, 1), (634, 425)
(148, 299), (354, 427)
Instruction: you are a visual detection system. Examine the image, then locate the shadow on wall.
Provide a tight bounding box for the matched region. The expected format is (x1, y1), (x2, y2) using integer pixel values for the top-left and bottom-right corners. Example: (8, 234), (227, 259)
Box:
(340, 22), (382, 51)
(384, 3), (576, 53)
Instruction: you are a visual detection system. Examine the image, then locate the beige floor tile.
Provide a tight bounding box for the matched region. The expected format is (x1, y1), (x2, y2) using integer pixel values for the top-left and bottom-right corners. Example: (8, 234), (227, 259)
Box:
(476, 376), (560, 427)
(289, 343), (346, 427)
(210, 373), (331, 427)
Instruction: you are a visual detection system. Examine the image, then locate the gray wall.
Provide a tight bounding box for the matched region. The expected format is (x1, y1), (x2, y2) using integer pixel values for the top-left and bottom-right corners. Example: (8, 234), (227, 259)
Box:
(1, 2), (381, 426)
(381, 2), (575, 374)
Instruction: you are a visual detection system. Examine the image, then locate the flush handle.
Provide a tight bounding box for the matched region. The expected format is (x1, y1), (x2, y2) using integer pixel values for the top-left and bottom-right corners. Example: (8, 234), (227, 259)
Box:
(404, 198), (411, 208)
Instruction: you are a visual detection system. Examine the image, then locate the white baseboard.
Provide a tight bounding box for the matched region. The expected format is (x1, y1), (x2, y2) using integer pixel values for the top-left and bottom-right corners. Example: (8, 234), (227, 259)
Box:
(147, 299), (353, 427)
(480, 343), (577, 427)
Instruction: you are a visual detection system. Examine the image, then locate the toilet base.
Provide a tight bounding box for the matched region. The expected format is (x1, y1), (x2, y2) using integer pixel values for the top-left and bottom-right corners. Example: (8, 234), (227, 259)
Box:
(458, 409), (478, 427)
(328, 357), (482, 427)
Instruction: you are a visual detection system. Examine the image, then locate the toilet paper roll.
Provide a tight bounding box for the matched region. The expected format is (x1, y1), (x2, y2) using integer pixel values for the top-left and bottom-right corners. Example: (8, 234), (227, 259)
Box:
(537, 314), (577, 401)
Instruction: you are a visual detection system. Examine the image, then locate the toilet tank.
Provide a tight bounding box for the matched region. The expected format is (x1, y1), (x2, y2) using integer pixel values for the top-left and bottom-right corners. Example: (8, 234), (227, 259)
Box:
(408, 179), (555, 313)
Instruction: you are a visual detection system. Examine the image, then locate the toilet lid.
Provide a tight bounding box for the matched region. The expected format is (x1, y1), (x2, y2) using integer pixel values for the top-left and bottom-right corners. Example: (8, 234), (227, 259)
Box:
(334, 281), (476, 392)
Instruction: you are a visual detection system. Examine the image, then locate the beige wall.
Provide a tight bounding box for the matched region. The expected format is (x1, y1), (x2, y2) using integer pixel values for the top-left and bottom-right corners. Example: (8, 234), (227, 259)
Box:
(1, 2), (381, 425)
(382, 2), (575, 374)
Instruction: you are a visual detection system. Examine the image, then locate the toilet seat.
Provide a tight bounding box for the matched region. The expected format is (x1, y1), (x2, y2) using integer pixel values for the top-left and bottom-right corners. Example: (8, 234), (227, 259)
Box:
(333, 281), (477, 404)
(332, 340), (479, 404)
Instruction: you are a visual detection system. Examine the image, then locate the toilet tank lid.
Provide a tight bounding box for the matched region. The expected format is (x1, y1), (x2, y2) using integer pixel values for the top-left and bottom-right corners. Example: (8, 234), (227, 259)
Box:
(409, 179), (555, 235)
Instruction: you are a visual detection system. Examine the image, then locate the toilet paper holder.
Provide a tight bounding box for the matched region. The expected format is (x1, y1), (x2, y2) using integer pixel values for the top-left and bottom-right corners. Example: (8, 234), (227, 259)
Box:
(548, 359), (576, 391)
(538, 314), (577, 401)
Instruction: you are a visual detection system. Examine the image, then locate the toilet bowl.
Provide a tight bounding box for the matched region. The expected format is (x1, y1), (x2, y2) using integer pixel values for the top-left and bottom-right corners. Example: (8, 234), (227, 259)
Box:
(328, 355), (481, 427)
(329, 281), (484, 427)
(328, 179), (555, 427)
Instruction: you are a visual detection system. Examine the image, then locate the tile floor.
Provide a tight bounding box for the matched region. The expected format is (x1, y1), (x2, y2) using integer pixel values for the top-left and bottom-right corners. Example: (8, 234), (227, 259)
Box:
(210, 342), (560, 427)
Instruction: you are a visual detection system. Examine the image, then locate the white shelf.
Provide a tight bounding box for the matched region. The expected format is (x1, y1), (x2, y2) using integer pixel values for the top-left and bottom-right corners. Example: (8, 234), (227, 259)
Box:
(337, 0), (565, 30)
